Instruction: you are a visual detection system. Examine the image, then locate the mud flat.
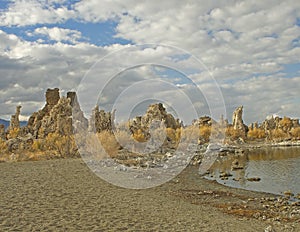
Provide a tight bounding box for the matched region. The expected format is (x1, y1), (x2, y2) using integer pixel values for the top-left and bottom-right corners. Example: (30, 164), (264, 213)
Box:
(0, 158), (299, 231)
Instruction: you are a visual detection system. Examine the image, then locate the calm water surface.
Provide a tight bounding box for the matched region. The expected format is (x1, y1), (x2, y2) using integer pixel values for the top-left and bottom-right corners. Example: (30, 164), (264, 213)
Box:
(205, 147), (300, 195)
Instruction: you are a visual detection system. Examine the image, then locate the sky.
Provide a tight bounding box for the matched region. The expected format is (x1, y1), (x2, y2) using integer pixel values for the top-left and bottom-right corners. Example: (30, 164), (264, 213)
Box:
(0, 0), (299, 124)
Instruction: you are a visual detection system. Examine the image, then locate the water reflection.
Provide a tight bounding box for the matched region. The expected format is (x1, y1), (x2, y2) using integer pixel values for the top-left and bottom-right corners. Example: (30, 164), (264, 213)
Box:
(205, 147), (300, 195)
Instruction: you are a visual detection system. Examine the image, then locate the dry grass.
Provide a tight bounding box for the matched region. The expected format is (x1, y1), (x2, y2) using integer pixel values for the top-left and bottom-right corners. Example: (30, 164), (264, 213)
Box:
(97, 131), (121, 158)
(132, 129), (148, 142)
(7, 127), (19, 139)
(291, 127), (300, 139)
(278, 116), (293, 131)
(226, 126), (245, 140)
(270, 129), (290, 140)
(247, 128), (266, 139)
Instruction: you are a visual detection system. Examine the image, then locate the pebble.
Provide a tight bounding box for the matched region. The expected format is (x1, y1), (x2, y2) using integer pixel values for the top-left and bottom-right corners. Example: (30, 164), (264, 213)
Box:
(283, 190), (293, 196)
(264, 225), (274, 232)
(219, 172), (232, 178)
(247, 177), (261, 181)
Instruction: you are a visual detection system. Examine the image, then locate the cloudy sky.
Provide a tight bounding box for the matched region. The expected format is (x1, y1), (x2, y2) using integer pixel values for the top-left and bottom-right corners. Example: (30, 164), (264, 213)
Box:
(0, 0), (299, 124)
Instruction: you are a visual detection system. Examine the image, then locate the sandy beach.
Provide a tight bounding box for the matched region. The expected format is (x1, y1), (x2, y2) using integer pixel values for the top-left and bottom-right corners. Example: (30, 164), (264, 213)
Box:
(0, 158), (299, 232)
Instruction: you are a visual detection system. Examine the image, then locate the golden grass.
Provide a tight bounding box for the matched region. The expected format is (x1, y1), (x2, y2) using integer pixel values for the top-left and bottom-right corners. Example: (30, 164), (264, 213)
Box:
(247, 128), (266, 139)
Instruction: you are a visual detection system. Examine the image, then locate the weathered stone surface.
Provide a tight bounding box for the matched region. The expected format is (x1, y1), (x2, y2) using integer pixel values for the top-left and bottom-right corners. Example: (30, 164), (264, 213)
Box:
(67, 91), (88, 132)
(7, 133), (34, 152)
(9, 106), (21, 131)
(46, 88), (60, 107)
(27, 88), (61, 138)
(129, 103), (181, 136)
(192, 116), (213, 127)
(38, 97), (73, 137)
(232, 106), (248, 136)
(258, 116), (300, 140)
(219, 114), (229, 127)
(261, 116), (281, 132)
(26, 88), (88, 138)
(89, 106), (114, 133)
(292, 119), (300, 128)
(0, 124), (5, 140)
(249, 122), (259, 131)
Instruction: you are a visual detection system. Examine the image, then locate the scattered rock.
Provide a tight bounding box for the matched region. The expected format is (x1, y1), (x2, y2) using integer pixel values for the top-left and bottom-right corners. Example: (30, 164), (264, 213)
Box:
(231, 159), (244, 170)
(247, 177), (261, 182)
(219, 172), (232, 178)
(89, 106), (114, 133)
(0, 124), (5, 140)
(232, 106), (248, 137)
(9, 105), (21, 131)
(264, 225), (274, 232)
(283, 190), (293, 196)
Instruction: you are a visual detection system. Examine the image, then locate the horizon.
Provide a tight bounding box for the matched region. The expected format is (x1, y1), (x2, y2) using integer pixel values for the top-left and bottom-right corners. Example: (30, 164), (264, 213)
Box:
(1, 92), (300, 127)
(0, 1), (299, 124)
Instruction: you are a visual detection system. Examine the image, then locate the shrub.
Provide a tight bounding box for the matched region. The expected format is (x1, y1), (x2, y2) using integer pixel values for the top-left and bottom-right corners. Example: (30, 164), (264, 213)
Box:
(279, 117), (293, 132)
(180, 125), (199, 143)
(132, 129), (148, 142)
(44, 133), (78, 157)
(175, 128), (182, 143)
(113, 129), (132, 148)
(225, 126), (244, 140)
(0, 139), (7, 156)
(290, 127), (300, 138)
(271, 129), (289, 140)
(165, 128), (176, 142)
(199, 125), (211, 143)
(97, 131), (120, 157)
(247, 128), (266, 139)
(55, 135), (77, 157)
(7, 128), (19, 139)
(31, 139), (44, 151)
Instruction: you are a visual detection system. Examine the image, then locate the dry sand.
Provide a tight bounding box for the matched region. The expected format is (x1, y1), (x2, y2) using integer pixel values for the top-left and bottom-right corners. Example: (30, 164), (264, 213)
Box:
(0, 158), (299, 231)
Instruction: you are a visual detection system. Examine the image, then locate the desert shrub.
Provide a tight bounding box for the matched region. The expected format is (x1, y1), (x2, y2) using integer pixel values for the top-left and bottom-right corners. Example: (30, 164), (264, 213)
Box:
(290, 127), (300, 139)
(0, 139), (7, 156)
(97, 131), (120, 157)
(132, 129), (148, 142)
(31, 139), (44, 151)
(271, 129), (289, 140)
(180, 125), (199, 143)
(55, 135), (77, 157)
(7, 128), (19, 139)
(175, 128), (182, 143)
(44, 133), (78, 157)
(165, 128), (176, 142)
(113, 129), (132, 148)
(83, 133), (107, 159)
(45, 132), (60, 150)
(279, 117), (293, 132)
(247, 128), (266, 139)
(0, 139), (7, 149)
(199, 125), (211, 143)
(225, 126), (237, 139)
(225, 126), (244, 140)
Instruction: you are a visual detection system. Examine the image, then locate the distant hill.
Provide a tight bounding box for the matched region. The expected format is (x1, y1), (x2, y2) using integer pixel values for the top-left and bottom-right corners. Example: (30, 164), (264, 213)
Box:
(0, 119), (27, 130)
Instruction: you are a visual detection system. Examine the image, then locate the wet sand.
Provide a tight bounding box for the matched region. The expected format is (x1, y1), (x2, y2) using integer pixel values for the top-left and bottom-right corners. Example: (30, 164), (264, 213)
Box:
(0, 158), (299, 231)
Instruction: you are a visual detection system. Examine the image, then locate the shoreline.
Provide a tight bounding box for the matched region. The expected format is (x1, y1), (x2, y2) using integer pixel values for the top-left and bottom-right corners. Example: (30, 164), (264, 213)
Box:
(0, 158), (299, 231)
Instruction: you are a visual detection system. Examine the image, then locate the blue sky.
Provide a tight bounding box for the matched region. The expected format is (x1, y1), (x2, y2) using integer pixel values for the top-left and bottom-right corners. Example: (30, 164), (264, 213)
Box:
(1, 19), (131, 46)
(0, 0), (299, 123)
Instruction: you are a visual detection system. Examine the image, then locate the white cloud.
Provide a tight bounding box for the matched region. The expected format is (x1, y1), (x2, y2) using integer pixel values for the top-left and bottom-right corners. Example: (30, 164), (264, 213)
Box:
(0, 0), (75, 26)
(33, 27), (82, 43)
(0, 0), (299, 123)
(221, 75), (300, 124)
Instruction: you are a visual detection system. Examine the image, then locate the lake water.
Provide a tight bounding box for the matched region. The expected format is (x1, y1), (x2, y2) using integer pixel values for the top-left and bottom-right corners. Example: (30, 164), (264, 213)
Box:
(205, 147), (300, 196)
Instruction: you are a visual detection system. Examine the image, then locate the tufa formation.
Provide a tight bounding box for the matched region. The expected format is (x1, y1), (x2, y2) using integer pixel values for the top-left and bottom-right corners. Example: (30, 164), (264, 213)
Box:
(0, 88), (299, 162)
